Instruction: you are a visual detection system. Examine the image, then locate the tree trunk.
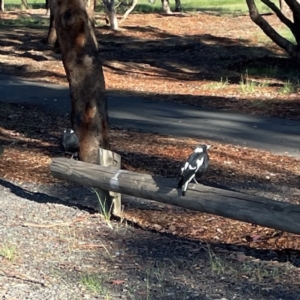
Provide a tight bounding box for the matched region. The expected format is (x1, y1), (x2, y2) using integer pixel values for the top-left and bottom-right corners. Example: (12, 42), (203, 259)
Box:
(45, 0), (50, 15)
(102, 0), (119, 30)
(174, 0), (181, 12)
(21, 0), (29, 9)
(161, 0), (172, 14)
(0, 0), (4, 11)
(47, 5), (57, 45)
(280, 0), (300, 20)
(48, 0), (94, 47)
(53, 0), (110, 162)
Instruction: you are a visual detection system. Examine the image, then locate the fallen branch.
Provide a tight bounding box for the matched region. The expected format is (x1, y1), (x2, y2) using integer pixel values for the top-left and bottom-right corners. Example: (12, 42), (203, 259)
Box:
(0, 268), (49, 287)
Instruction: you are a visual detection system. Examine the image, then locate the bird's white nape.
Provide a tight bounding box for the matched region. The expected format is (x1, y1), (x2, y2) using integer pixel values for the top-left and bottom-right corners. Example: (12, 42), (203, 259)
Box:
(194, 147), (204, 153)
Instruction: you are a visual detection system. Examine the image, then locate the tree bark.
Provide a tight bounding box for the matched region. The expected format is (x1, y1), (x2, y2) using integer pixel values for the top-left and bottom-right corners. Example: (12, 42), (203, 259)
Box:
(51, 157), (300, 235)
(284, 0), (300, 44)
(47, 0), (94, 47)
(47, 4), (57, 45)
(102, 0), (119, 30)
(161, 0), (172, 14)
(174, 0), (181, 12)
(45, 0), (50, 15)
(53, 0), (110, 163)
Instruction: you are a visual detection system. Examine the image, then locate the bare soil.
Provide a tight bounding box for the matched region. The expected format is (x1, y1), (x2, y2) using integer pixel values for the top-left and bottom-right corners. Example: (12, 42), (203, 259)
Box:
(0, 9), (300, 300)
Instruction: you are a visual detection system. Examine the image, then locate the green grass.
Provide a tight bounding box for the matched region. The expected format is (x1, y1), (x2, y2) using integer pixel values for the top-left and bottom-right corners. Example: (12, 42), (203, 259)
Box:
(80, 273), (110, 296)
(97, 0), (280, 14)
(239, 71), (262, 94)
(0, 245), (17, 261)
(207, 77), (229, 89)
(3, 0), (46, 10)
(279, 80), (298, 94)
(3, 0), (280, 15)
(0, 17), (48, 27)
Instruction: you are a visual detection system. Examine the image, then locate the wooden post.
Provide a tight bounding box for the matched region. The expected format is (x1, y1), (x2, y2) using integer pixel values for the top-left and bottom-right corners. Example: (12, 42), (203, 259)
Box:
(98, 148), (121, 215)
(50, 158), (300, 235)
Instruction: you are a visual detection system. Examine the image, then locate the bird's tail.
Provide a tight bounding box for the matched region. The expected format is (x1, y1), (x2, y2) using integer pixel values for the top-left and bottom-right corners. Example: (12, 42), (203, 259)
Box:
(181, 182), (188, 197)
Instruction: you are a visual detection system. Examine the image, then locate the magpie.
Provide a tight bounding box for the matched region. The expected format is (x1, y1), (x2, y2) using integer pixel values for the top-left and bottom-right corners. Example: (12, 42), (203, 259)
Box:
(177, 144), (211, 196)
(61, 129), (79, 159)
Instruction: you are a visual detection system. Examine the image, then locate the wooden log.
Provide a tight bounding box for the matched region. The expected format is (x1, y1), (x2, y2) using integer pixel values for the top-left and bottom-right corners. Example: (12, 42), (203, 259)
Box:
(51, 157), (300, 235)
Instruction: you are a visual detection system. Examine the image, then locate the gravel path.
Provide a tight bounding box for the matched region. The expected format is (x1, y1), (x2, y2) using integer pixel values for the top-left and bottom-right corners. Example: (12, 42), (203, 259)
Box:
(1, 179), (300, 300)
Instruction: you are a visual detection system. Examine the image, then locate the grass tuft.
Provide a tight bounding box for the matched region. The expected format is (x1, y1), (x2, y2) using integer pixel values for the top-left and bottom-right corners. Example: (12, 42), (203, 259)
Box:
(0, 245), (17, 261)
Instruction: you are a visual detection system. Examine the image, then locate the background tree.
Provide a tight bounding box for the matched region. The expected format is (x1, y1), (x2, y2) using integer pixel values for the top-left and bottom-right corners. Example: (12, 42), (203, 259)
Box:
(102, 0), (119, 29)
(160, 0), (181, 14)
(53, 0), (110, 162)
(246, 0), (300, 63)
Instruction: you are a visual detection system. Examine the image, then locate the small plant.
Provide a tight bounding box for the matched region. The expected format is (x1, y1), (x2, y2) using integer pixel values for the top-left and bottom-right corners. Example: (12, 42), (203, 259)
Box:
(80, 274), (110, 296)
(239, 71), (259, 94)
(207, 246), (227, 276)
(0, 245), (17, 261)
(92, 188), (113, 229)
(279, 80), (296, 94)
(207, 77), (229, 89)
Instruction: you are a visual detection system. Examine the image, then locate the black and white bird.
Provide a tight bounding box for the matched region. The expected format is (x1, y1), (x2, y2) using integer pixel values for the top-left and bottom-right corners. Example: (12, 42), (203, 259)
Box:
(61, 129), (79, 159)
(177, 144), (211, 196)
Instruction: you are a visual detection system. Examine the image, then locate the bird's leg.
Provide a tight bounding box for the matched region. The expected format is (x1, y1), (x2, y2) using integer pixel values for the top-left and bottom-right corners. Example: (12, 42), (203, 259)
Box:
(193, 178), (199, 184)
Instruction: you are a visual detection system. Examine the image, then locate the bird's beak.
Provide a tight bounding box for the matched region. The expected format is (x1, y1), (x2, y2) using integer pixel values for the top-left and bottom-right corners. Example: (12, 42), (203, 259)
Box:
(207, 145), (211, 149)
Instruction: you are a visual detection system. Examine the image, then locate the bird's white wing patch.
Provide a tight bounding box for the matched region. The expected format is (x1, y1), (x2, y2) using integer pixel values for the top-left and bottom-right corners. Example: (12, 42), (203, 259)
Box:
(184, 161), (189, 170)
(188, 164), (197, 170)
(196, 157), (204, 170)
(70, 129), (74, 134)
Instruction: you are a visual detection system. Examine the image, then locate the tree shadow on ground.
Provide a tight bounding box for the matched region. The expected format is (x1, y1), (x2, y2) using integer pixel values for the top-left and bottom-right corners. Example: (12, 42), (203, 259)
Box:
(0, 17), (291, 83)
(0, 176), (299, 299)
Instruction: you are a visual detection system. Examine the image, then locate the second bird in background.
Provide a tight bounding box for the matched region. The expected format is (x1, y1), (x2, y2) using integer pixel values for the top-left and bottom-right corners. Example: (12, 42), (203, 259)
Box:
(177, 144), (211, 196)
(61, 129), (80, 159)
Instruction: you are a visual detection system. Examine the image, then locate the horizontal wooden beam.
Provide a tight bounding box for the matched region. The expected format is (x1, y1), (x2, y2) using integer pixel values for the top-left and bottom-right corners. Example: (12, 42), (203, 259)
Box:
(50, 157), (300, 235)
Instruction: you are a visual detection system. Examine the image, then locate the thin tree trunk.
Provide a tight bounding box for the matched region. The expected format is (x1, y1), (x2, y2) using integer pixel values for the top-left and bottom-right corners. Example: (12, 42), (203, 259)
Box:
(45, 0), (50, 15)
(246, 0), (300, 62)
(119, 0), (138, 23)
(161, 0), (172, 14)
(47, 8), (57, 45)
(174, 0), (181, 12)
(21, 0), (29, 9)
(0, 0), (4, 12)
(103, 0), (119, 30)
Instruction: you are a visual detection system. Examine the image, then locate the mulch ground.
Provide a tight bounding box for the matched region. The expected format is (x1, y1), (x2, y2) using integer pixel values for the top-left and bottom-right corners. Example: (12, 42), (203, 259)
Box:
(0, 8), (300, 299)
